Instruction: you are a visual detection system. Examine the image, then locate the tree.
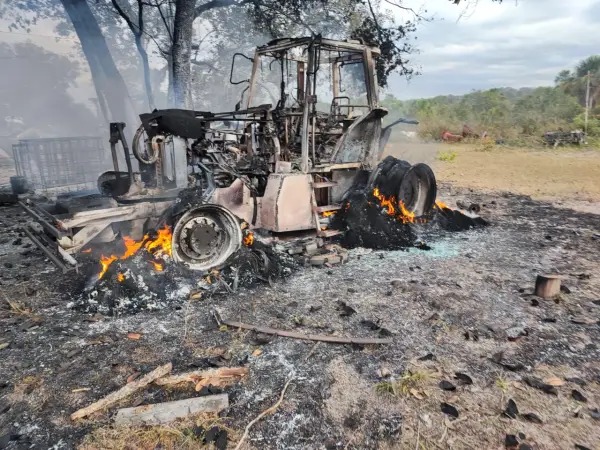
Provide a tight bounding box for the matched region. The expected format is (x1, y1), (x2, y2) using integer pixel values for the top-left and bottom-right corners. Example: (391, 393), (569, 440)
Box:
(0, 42), (98, 138)
(556, 55), (600, 111)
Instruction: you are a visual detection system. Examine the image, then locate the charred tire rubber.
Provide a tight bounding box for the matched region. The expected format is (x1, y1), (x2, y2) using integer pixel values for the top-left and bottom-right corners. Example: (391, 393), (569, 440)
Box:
(398, 163), (437, 216)
(171, 204), (242, 271)
(369, 156), (437, 216)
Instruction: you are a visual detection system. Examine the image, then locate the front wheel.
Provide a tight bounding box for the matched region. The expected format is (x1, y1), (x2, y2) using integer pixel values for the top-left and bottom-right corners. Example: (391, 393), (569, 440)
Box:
(171, 204), (242, 271)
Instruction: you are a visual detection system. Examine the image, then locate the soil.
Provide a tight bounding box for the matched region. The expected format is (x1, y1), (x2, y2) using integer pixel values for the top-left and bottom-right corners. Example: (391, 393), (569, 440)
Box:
(429, 144), (600, 208)
(1, 181), (599, 450)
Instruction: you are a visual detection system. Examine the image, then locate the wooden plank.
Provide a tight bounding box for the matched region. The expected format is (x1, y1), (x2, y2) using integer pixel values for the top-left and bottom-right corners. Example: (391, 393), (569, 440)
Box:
(310, 162), (362, 173)
(71, 363), (172, 421)
(313, 181), (338, 189)
(315, 204), (342, 213)
(114, 394), (229, 426)
(318, 229), (343, 238)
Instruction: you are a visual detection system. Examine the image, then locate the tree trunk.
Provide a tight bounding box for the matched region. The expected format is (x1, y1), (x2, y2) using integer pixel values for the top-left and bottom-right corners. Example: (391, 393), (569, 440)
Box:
(171, 0), (195, 108)
(134, 35), (156, 110)
(60, 0), (139, 138)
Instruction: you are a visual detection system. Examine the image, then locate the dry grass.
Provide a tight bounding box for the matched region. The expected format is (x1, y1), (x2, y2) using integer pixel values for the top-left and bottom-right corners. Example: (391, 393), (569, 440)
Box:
(432, 144), (600, 203)
(79, 414), (235, 450)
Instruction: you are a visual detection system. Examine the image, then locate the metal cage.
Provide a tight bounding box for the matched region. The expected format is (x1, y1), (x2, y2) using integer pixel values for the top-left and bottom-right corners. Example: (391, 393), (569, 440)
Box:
(12, 136), (109, 192)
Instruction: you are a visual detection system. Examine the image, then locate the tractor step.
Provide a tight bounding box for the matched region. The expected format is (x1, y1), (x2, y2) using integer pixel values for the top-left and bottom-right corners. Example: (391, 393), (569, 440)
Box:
(313, 181), (337, 189)
(315, 204), (342, 213)
(318, 229), (343, 238)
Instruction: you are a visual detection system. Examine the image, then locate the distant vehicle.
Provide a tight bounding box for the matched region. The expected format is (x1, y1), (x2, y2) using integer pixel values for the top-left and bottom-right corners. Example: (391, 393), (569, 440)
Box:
(542, 130), (585, 146)
(441, 124), (487, 142)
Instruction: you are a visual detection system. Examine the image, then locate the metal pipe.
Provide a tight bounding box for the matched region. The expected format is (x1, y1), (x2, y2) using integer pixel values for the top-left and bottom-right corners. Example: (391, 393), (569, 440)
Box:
(18, 201), (64, 239)
(22, 227), (71, 273)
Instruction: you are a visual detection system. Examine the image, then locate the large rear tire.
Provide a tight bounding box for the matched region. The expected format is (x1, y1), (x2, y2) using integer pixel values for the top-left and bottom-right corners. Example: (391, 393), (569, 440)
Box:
(369, 156), (437, 216)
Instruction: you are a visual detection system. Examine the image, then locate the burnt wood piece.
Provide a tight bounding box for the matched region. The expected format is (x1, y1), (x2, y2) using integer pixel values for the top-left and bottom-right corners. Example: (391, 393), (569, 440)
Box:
(534, 275), (562, 299)
(212, 311), (391, 345)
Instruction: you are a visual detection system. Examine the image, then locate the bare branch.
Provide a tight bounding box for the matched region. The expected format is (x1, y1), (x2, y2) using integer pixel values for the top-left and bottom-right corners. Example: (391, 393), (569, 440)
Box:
(195, 0), (239, 18)
(111, 0), (139, 36)
(191, 59), (218, 71)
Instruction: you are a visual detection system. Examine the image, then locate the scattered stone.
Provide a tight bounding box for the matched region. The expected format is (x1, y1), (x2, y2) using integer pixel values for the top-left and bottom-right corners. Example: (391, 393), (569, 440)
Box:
(390, 279), (403, 287)
(375, 414), (402, 439)
(518, 444), (533, 450)
(464, 329), (479, 341)
(250, 333), (273, 345)
(521, 412), (543, 424)
(492, 352), (525, 372)
(347, 287), (356, 294)
(503, 399), (519, 419)
(439, 380), (456, 391)
(3, 262), (12, 269)
(524, 376), (558, 395)
(571, 390), (587, 403)
(25, 286), (36, 296)
(0, 402), (10, 415)
(560, 285), (572, 294)
(215, 430), (228, 450)
(308, 305), (322, 313)
(590, 408), (600, 420)
(360, 319), (382, 331)
(530, 298), (539, 307)
(440, 402), (459, 419)
(454, 372), (473, 385)
(417, 353), (435, 361)
(505, 434), (519, 448)
(337, 301), (356, 317)
(506, 326), (527, 341)
(542, 317), (557, 323)
(343, 415), (360, 429)
(377, 367), (392, 378)
(571, 315), (598, 325)
(575, 445), (592, 450)
(566, 377), (586, 386)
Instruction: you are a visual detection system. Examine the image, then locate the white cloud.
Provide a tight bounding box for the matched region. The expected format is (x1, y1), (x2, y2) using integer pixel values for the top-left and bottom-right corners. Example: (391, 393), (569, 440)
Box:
(388, 0), (600, 99)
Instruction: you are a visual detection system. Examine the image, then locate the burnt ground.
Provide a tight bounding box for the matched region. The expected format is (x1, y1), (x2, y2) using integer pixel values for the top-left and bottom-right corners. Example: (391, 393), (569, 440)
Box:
(1, 183), (599, 450)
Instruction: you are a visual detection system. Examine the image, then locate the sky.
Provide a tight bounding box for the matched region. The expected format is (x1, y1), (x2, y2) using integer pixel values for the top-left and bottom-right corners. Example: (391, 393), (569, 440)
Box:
(388, 0), (600, 99)
(0, 0), (598, 104)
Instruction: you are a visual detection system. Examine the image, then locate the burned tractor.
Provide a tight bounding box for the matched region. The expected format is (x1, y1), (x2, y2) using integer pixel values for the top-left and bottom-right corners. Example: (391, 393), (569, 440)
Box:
(21, 36), (436, 272)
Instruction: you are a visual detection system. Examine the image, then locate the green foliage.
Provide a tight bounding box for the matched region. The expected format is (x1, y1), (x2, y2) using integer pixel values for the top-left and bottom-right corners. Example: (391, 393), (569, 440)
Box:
(436, 150), (457, 162)
(384, 85), (585, 142)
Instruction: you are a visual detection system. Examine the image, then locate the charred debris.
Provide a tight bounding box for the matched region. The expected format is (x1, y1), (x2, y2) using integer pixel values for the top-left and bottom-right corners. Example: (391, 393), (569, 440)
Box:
(14, 37), (488, 315)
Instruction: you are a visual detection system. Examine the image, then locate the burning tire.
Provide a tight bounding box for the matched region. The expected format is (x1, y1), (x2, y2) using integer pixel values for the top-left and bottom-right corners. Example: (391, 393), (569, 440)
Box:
(171, 204), (242, 271)
(369, 156), (437, 216)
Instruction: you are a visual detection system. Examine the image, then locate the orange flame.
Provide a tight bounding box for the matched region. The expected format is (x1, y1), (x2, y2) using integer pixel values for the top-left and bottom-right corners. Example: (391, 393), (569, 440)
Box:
(321, 210), (336, 218)
(96, 226), (173, 279)
(144, 226), (172, 257)
(121, 235), (147, 259)
(435, 200), (449, 209)
(82, 248), (92, 254)
(117, 272), (125, 282)
(243, 231), (254, 247)
(98, 255), (117, 279)
(372, 188), (416, 223)
(150, 261), (164, 272)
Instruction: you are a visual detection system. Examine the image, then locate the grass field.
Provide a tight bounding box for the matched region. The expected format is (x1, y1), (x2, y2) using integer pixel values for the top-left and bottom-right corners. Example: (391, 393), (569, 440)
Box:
(384, 139), (600, 213)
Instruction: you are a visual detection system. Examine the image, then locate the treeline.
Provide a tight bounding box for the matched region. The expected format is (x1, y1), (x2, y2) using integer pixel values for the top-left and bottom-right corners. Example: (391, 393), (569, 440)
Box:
(383, 56), (600, 144)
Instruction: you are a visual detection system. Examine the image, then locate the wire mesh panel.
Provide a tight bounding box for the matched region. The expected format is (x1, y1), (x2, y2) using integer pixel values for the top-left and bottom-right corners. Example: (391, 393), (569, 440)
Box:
(12, 137), (110, 191)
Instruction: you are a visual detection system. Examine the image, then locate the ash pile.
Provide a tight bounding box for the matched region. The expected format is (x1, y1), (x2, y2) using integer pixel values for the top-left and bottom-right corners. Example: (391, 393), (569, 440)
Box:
(69, 229), (298, 316)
